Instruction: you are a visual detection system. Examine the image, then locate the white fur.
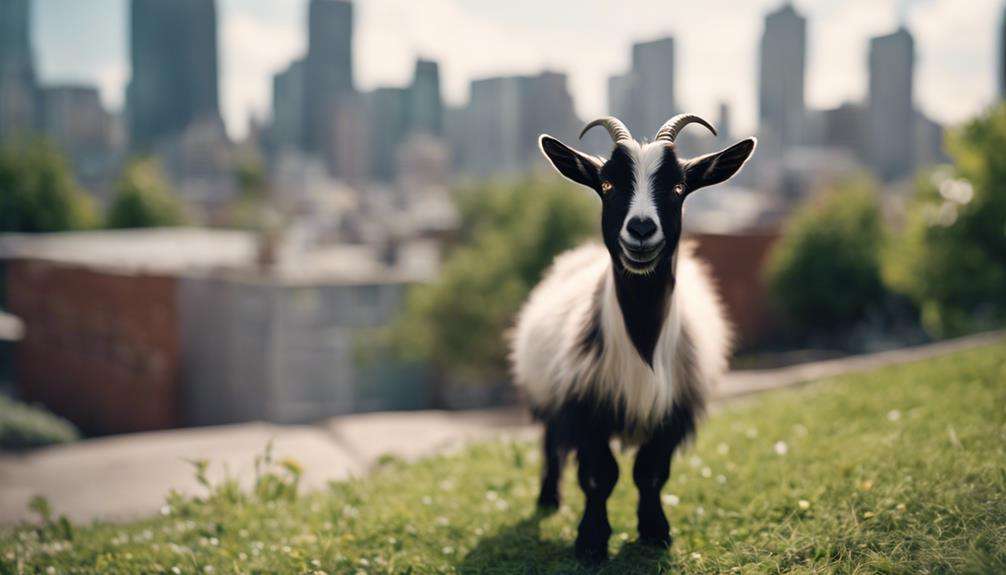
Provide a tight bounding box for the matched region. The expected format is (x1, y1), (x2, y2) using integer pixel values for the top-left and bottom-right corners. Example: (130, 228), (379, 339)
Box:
(621, 141), (669, 247)
(510, 241), (732, 436)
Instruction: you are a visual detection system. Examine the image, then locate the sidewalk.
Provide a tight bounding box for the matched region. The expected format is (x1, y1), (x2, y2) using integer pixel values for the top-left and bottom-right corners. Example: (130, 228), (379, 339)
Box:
(0, 331), (1000, 525)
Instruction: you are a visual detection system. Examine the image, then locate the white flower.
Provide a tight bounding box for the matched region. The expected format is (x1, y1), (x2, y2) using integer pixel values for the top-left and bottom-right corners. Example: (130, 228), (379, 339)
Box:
(716, 443), (730, 455)
(798, 499), (810, 510)
(442, 546), (454, 555)
(662, 493), (680, 506)
(701, 466), (712, 478)
(774, 441), (789, 456)
(887, 410), (901, 422)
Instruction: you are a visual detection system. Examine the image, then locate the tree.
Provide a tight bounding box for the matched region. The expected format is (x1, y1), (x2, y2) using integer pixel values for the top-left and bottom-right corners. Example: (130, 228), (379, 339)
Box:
(106, 158), (186, 229)
(390, 177), (598, 381)
(884, 105), (1006, 336)
(0, 139), (96, 232)
(765, 176), (887, 335)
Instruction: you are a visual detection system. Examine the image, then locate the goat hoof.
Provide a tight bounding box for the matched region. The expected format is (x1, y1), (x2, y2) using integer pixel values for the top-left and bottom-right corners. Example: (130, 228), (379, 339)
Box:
(638, 532), (672, 549)
(574, 539), (608, 564)
(536, 491), (560, 512)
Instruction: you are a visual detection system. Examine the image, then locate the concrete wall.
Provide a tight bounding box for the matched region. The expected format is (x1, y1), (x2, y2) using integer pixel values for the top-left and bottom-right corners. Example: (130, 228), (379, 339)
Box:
(179, 276), (428, 426)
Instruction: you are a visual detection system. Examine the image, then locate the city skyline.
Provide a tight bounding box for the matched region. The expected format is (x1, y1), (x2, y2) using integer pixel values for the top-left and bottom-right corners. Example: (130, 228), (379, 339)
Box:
(30, 0), (1002, 140)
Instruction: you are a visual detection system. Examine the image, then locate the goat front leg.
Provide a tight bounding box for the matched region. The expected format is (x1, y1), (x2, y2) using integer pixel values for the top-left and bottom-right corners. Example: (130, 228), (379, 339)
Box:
(633, 406), (695, 548)
(632, 435), (675, 547)
(574, 433), (618, 563)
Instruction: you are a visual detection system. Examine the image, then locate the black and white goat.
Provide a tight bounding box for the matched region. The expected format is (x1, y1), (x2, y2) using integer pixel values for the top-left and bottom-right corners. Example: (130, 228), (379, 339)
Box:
(510, 114), (756, 562)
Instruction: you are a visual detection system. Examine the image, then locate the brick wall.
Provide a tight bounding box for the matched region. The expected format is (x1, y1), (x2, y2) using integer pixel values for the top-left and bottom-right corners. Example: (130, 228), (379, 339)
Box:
(6, 260), (180, 434)
(689, 231), (781, 350)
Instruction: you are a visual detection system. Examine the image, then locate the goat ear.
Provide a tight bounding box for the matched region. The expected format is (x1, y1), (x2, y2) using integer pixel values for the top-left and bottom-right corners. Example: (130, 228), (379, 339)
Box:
(682, 137), (757, 192)
(539, 135), (602, 190)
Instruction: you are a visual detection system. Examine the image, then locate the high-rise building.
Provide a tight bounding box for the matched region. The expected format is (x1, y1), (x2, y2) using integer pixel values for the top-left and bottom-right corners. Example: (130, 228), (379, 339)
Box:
(128, 0), (221, 151)
(271, 59), (305, 152)
(303, 0), (354, 154)
(607, 38), (676, 135)
(368, 87), (411, 181)
(408, 59), (443, 138)
(759, 3), (807, 151)
(717, 101), (732, 144)
(607, 73), (632, 124)
(0, 0), (37, 141)
(455, 71), (579, 177)
(631, 37), (676, 134)
(868, 26), (915, 181)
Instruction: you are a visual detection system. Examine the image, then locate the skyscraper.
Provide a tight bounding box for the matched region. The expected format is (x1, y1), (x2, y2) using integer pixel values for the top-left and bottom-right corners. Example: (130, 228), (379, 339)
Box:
(0, 0), (37, 141)
(408, 59), (444, 138)
(128, 0), (221, 150)
(457, 71), (578, 177)
(631, 37), (676, 134)
(868, 26), (915, 181)
(759, 3), (807, 151)
(607, 38), (676, 135)
(303, 0), (354, 154)
(368, 87), (411, 181)
(271, 59), (305, 152)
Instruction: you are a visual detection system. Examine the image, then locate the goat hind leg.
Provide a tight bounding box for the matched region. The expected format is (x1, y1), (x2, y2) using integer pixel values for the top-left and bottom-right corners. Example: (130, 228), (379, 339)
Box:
(536, 420), (565, 511)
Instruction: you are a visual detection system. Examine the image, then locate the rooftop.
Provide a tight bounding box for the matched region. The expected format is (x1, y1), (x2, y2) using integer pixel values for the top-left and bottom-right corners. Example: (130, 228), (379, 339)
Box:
(0, 228), (436, 285)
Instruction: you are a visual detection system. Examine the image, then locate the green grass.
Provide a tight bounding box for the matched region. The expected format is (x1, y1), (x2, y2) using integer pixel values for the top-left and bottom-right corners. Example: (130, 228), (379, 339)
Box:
(3, 341), (1005, 574)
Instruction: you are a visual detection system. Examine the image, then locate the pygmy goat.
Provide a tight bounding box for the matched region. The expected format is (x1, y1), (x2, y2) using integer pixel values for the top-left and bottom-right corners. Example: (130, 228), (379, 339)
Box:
(510, 114), (756, 563)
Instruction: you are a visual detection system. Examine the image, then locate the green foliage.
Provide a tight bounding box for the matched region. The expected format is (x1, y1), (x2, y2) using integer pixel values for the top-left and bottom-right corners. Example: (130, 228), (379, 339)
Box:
(0, 139), (96, 232)
(391, 177), (598, 379)
(766, 176), (888, 334)
(106, 158), (187, 229)
(223, 157), (274, 230)
(884, 105), (1006, 336)
(0, 394), (80, 450)
(1, 340), (1003, 573)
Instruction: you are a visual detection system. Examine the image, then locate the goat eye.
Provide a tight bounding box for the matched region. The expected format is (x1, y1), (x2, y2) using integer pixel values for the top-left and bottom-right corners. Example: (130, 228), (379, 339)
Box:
(673, 184), (685, 196)
(600, 181), (613, 194)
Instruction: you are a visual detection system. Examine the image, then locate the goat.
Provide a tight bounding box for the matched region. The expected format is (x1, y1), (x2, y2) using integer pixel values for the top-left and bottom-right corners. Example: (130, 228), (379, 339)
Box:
(510, 114), (756, 563)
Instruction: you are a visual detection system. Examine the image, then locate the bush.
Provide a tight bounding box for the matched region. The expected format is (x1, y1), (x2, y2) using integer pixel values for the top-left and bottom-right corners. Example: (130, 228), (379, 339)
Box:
(884, 105), (1006, 336)
(0, 139), (96, 232)
(0, 395), (80, 450)
(106, 158), (187, 229)
(390, 177), (598, 381)
(765, 177), (887, 335)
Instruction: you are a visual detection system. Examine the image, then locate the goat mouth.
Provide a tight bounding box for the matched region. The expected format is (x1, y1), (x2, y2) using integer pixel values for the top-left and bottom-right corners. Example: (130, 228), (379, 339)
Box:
(619, 240), (664, 274)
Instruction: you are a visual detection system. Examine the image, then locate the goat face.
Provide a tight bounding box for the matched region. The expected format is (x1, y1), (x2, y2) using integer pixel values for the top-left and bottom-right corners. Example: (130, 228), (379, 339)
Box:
(540, 115), (756, 276)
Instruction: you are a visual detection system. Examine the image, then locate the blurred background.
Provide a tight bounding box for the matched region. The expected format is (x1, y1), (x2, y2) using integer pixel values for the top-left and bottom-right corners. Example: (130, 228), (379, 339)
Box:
(0, 0), (1003, 447)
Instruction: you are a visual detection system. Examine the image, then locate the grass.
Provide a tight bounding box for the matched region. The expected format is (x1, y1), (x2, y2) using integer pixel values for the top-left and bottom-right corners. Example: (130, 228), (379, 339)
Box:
(2, 341), (1005, 574)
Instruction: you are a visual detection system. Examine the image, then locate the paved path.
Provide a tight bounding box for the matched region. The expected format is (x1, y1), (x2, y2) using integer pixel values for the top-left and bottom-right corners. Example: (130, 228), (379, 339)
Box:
(0, 331), (1000, 525)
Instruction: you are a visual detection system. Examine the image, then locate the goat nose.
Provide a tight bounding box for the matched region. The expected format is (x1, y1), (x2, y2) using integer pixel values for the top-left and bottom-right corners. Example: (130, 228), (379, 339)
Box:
(626, 217), (658, 241)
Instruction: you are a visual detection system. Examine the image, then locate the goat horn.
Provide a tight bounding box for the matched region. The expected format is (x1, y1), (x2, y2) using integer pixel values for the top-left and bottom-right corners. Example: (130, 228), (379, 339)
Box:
(654, 114), (717, 143)
(579, 116), (632, 143)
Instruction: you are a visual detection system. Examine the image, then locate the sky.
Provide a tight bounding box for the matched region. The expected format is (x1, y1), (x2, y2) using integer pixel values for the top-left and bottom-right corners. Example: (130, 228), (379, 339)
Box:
(31, 0), (1004, 140)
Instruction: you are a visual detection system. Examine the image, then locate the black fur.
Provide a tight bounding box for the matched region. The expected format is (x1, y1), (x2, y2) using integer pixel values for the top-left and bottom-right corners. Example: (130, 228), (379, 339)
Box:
(576, 276), (606, 362)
